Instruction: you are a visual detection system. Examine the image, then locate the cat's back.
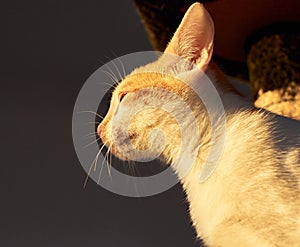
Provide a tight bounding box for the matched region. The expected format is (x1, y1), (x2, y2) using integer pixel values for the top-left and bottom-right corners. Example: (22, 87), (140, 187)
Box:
(186, 109), (300, 246)
(221, 110), (300, 246)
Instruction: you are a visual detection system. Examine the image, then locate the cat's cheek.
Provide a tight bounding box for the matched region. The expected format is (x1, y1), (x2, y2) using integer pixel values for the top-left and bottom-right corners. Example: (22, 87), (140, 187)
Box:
(97, 123), (115, 150)
(98, 127), (128, 160)
(97, 124), (111, 142)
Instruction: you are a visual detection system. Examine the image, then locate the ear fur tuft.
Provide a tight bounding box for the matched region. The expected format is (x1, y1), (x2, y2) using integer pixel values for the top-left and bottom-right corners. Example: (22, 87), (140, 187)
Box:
(165, 3), (215, 71)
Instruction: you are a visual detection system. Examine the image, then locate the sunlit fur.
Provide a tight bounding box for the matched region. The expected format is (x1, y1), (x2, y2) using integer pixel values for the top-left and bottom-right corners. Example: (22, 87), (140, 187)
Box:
(98, 3), (300, 246)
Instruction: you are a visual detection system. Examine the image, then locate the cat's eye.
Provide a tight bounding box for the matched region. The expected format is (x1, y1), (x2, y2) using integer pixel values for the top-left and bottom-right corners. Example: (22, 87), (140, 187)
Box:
(119, 92), (127, 102)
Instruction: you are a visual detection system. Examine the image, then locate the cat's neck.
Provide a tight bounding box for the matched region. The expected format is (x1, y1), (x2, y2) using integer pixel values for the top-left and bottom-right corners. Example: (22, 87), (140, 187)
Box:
(208, 63), (300, 149)
(170, 63), (300, 181)
(206, 63), (254, 114)
(167, 64), (255, 176)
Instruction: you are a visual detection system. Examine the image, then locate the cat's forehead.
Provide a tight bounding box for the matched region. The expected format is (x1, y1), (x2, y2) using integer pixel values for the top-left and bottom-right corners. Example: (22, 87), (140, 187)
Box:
(132, 54), (195, 76)
(115, 72), (197, 99)
(115, 54), (200, 93)
(116, 72), (190, 95)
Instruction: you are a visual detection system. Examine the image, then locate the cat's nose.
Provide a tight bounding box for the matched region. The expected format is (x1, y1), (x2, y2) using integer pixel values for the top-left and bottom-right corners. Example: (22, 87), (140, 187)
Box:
(97, 125), (103, 139)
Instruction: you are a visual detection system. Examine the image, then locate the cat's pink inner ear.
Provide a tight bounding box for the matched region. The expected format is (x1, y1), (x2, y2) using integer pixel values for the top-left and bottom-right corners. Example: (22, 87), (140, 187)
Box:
(164, 3), (214, 71)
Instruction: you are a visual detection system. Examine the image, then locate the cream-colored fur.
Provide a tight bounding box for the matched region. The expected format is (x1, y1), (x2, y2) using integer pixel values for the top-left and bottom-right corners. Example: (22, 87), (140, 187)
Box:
(98, 3), (300, 246)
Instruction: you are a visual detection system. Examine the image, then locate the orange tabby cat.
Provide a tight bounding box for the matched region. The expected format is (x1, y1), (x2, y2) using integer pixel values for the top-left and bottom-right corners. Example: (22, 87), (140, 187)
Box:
(98, 3), (300, 246)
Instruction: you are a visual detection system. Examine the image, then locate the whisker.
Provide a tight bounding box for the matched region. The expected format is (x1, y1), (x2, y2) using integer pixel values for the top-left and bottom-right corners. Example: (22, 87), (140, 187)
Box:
(108, 57), (124, 82)
(83, 132), (97, 138)
(119, 59), (126, 79)
(94, 142), (108, 171)
(101, 69), (119, 84)
(93, 148), (101, 173)
(83, 141), (108, 188)
(106, 146), (112, 178)
(83, 146), (101, 187)
(110, 147), (113, 177)
(102, 81), (117, 89)
(97, 156), (104, 184)
(83, 164), (94, 188)
(104, 63), (119, 82)
(103, 146), (111, 178)
(132, 167), (140, 198)
(129, 161), (137, 177)
(83, 137), (101, 149)
(110, 50), (127, 79)
(123, 159), (131, 177)
(83, 136), (98, 141)
(77, 110), (104, 119)
(82, 132), (98, 140)
(94, 74), (115, 88)
(97, 146), (110, 184)
(84, 121), (101, 125)
(97, 156), (105, 185)
(97, 58), (119, 87)
(124, 160), (141, 197)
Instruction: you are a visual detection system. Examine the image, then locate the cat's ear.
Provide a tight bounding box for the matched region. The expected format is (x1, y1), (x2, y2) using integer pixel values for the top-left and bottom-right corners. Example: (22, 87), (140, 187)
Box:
(164, 3), (214, 71)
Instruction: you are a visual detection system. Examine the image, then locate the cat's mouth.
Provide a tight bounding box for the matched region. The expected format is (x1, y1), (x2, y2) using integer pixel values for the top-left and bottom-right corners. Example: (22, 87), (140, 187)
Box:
(97, 124), (130, 161)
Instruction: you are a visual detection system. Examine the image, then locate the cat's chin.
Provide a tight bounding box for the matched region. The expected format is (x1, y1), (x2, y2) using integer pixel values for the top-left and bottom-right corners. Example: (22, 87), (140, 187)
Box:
(103, 143), (130, 161)
(103, 141), (165, 163)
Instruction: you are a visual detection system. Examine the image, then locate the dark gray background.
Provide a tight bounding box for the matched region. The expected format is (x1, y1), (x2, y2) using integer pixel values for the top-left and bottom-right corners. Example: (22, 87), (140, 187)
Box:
(1, 0), (201, 246)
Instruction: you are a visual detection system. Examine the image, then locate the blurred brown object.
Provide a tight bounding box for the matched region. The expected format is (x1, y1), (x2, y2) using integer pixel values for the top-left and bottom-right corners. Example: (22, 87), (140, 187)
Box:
(246, 28), (300, 120)
(254, 84), (300, 120)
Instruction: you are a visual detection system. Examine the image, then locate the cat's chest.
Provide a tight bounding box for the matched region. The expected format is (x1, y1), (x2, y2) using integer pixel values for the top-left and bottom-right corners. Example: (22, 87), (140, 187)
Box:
(182, 168), (233, 239)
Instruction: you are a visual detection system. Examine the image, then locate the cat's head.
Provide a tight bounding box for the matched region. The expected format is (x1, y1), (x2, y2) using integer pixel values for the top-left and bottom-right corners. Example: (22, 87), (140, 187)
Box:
(97, 3), (214, 164)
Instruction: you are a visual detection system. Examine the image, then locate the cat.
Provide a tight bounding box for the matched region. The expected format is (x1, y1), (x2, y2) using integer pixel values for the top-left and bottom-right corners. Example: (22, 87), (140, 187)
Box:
(97, 3), (300, 247)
